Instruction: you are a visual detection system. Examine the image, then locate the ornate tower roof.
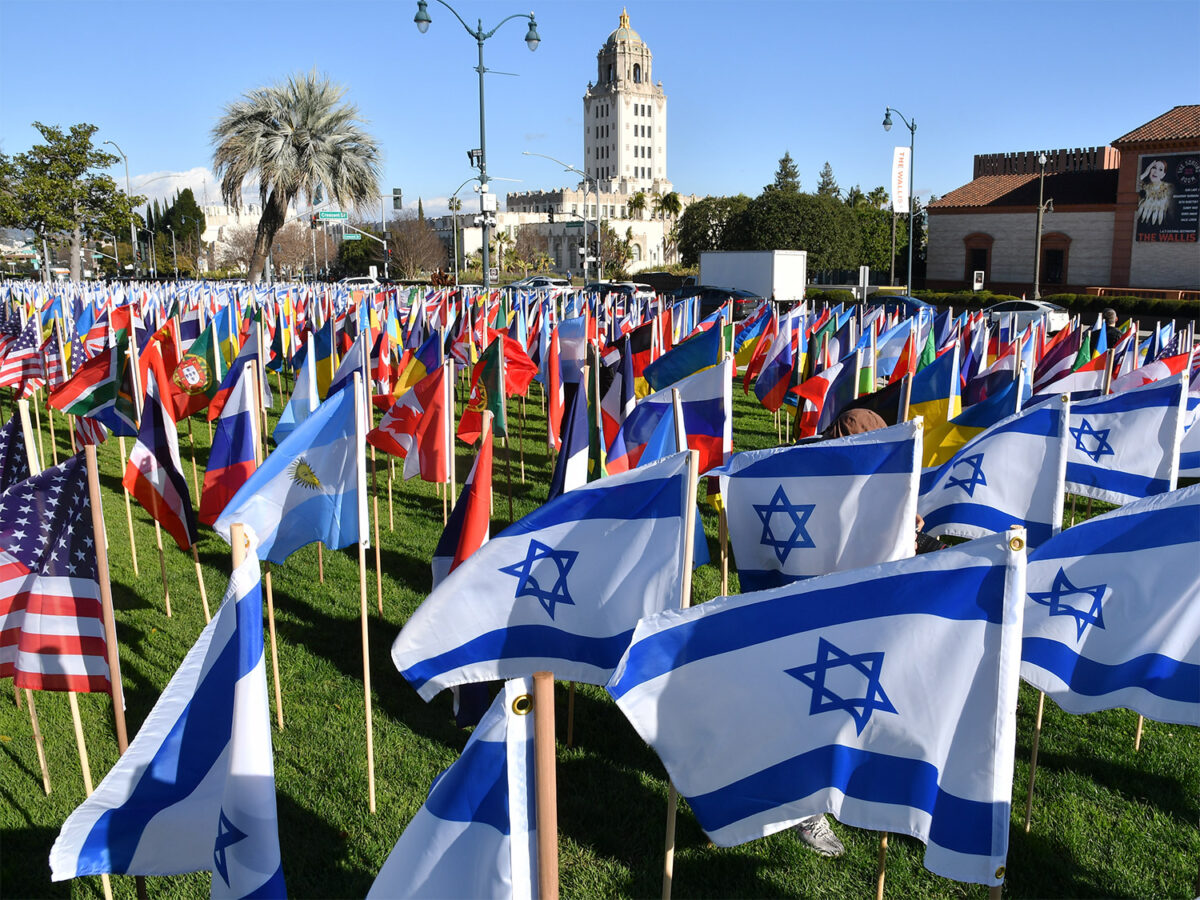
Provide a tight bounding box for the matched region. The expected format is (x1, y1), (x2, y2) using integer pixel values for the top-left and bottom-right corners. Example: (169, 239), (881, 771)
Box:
(605, 9), (643, 47)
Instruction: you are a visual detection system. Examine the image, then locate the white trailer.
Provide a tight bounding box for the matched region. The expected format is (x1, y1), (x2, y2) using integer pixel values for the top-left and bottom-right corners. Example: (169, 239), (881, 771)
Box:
(698, 250), (808, 301)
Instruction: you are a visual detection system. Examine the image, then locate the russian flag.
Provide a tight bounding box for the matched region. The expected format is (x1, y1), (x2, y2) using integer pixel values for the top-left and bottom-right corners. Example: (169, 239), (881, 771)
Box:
(608, 359), (732, 476)
(199, 367), (259, 526)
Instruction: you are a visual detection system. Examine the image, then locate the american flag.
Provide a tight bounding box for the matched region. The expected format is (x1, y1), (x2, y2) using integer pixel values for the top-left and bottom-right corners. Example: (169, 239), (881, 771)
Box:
(0, 453), (110, 692)
(0, 316), (47, 396)
(0, 416), (32, 491)
(41, 328), (68, 393)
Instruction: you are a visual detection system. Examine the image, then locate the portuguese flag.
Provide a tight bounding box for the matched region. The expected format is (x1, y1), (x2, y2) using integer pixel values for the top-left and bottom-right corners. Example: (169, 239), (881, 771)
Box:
(457, 335), (507, 444)
(169, 320), (224, 421)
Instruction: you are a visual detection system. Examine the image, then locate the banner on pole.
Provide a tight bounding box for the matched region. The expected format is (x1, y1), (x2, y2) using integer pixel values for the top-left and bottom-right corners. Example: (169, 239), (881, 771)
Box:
(892, 146), (910, 212)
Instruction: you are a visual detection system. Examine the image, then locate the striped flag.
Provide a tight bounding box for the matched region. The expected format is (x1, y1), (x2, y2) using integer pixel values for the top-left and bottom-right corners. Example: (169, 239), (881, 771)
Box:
(0, 454), (109, 692)
(0, 416), (32, 492)
(122, 362), (198, 552)
(0, 316), (47, 397)
(199, 368), (259, 527)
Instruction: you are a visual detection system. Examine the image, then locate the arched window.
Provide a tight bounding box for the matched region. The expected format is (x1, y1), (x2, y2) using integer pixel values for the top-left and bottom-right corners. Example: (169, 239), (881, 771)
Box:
(633, 63), (641, 83)
(632, 243), (642, 262)
(607, 64), (614, 83)
(962, 233), (994, 284)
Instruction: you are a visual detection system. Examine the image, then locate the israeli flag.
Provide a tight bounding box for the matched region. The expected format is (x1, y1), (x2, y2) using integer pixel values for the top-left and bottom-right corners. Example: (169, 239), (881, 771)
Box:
(215, 383), (367, 565)
(50, 545), (286, 898)
(717, 420), (921, 591)
(1064, 373), (1186, 505)
(1180, 395), (1200, 478)
(1021, 485), (1200, 726)
(919, 400), (1068, 547)
(393, 451), (691, 700)
(368, 678), (537, 899)
(607, 533), (1026, 887)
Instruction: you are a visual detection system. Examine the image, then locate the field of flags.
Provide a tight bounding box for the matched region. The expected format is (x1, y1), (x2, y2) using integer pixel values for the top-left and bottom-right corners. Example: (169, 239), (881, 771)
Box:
(1, 276), (1197, 898)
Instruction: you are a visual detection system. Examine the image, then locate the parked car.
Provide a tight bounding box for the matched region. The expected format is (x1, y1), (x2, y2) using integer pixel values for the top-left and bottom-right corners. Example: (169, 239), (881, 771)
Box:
(338, 275), (379, 287)
(983, 299), (1069, 333)
(616, 281), (656, 304)
(508, 274), (570, 290)
(671, 285), (764, 322)
(873, 294), (936, 316)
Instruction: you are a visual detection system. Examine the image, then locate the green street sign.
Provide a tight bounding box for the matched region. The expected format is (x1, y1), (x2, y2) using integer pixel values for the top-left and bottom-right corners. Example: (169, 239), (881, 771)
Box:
(342, 233), (361, 241)
(318, 210), (347, 220)
(564, 221), (583, 229)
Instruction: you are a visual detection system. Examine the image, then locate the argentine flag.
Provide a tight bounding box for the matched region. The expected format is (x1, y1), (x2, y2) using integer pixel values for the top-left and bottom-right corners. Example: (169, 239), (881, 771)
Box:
(1064, 373), (1186, 505)
(919, 399), (1068, 547)
(717, 420), (922, 591)
(50, 547), (285, 898)
(215, 383), (366, 565)
(1021, 484), (1200, 726)
(368, 678), (537, 898)
(393, 451), (692, 700)
(607, 533), (1026, 887)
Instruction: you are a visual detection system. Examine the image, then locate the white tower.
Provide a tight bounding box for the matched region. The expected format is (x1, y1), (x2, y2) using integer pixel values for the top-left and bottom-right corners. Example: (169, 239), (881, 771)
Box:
(583, 9), (670, 196)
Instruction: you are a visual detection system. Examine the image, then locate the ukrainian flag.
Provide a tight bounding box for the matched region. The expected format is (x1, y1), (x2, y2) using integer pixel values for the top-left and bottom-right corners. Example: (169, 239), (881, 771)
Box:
(922, 374), (1024, 467)
(907, 343), (961, 436)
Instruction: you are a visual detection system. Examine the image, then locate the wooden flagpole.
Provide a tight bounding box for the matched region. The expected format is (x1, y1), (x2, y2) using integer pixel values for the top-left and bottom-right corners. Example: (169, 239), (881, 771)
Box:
(85, 445), (130, 754)
(30, 393), (46, 466)
(186, 416), (201, 500)
(116, 436), (139, 576)
(354, 375), (377, 813)
(371, 447), (383, 615)
(191, 546), (210, 623)
(45, 398), (60, 466)
(1134, 714), (1145, 751)
(24, 688), (52, 794)
(1023, 690), (1046, 831)
(387, 456), (395, 530)
(518, 394), (526, 482)
(875, 832), (889, 900)
(533, 670), (559, 900)
(662, 444), (700, 900)
(67, 690), (115, 900)
(152, 521), (172, 617)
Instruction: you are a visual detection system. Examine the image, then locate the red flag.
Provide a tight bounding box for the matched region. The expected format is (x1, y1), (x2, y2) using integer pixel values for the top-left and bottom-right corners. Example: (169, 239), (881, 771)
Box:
(547, 327), (564, 451)
(367, 366), (448, 483)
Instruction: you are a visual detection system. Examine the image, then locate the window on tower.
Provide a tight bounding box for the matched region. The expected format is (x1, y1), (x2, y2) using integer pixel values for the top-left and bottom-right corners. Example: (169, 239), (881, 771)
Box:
(633, 63), (641, 83)
(607, 64), (613, 83)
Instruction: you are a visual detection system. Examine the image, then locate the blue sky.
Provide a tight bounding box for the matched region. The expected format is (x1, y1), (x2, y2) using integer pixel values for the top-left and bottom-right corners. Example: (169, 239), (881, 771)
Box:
(2, 0), (1197, 218)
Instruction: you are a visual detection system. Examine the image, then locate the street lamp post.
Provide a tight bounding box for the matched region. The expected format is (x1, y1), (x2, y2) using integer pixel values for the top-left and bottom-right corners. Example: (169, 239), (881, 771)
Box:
(522, 150), (600, 283)
(882, 107), (916, 294)
(166, 225), (178, 278)
(102, 139), (139, 277)
(1032, 152), (1054, 301)
(182, 215), (203, 276)
(415, 0), (541, 291)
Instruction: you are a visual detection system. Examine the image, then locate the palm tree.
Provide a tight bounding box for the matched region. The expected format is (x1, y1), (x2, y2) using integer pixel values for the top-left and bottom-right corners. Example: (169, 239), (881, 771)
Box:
(652, 191), (682, 262)
(628, 190), (647, 221)
(212, 70), (381, 283)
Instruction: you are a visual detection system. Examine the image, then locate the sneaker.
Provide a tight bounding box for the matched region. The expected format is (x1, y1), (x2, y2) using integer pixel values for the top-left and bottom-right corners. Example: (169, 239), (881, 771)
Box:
(793, 814), (845, 858)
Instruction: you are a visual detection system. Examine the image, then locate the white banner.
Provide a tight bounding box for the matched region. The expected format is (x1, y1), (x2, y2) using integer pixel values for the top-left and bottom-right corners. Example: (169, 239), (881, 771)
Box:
(892, 146), (910, 212)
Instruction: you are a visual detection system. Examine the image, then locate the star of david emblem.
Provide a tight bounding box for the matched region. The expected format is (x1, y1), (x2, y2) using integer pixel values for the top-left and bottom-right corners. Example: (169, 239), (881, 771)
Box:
(786, 637), (898, 735)
(945, 453), (988, 497)
(753, 485), (815, 564)
(1070, 418), (1115, 463)
(213, 808), (248, 887)
(1029, 567), (1108, 640)
(499, 539), (578, 619)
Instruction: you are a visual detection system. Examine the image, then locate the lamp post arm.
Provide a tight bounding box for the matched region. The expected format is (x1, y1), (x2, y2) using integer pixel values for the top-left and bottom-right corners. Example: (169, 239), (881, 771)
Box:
(481, 12), (536, 41)
(429, 0), (480, 39)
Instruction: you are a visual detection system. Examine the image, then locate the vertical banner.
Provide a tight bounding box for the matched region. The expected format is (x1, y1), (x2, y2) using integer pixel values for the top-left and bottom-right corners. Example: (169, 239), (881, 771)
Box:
(891, 146), (910, 213)
(1135, 153), (1199, 243)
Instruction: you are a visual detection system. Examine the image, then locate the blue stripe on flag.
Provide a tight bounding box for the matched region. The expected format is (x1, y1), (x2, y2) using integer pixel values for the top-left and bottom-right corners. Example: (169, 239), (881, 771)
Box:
(685, 743), (1000, 857)
(609, 566), (1007, 700)
(425, 734), (510, 832)
(77, 633), (240, 871)
(721, 440), (914, 478)
(400, 625), (637, 695)
(1065, 463), (1171, 498)
(1031, 503), (1198, 558)
(502, 474), (682, 537)
(920, 503), (1054, 545)
(1022, 637), (1200, 703)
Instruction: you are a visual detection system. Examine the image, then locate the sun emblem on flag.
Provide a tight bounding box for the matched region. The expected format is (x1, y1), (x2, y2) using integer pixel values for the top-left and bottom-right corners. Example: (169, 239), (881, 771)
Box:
(289, 459), (323, 490)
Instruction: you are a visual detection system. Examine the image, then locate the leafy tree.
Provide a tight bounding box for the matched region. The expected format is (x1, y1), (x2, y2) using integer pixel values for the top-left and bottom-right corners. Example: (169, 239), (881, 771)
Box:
(729, 191), (857, 274)
(817, 162), (839, 198)
(853, 204), (898, 273)
(867, 186), (890, 210)
(0, 122), (143, 281)
(843, 185), (865, 208)
(160, 188), (206, 272)
(595, 221), (631, 280)
(764, 151), (801, 194)
(212, 70), (381, 283)
(675, 194), (750, 265)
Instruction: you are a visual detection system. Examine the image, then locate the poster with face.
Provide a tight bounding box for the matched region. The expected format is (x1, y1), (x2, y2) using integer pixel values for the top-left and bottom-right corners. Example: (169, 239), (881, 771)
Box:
(1135, 152), (1199, 243)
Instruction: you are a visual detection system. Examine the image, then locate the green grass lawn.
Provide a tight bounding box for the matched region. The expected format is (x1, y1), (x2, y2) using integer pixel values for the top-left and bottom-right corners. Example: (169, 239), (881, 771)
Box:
(1, 379), (1196, 899)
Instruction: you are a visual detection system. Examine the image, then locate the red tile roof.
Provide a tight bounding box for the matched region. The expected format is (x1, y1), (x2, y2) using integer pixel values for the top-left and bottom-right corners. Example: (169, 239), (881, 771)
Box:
(1114, 105), (1200, 145)
(929, 170), (1118, 210)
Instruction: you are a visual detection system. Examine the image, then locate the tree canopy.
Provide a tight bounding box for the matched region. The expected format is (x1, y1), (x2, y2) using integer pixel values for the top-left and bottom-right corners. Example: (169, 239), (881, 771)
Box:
(764, 151), (801, 194)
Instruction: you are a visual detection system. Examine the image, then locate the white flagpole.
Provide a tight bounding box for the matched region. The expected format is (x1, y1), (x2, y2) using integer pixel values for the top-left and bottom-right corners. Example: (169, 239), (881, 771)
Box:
(662, 441), (700, 900)
(354, 374), (377, 813)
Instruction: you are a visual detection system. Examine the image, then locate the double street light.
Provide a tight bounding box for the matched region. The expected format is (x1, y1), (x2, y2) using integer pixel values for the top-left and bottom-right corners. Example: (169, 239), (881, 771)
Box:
(102, 138), (140, 276)
(882, 107), (916, 293)
(415, 0), (541, 290)
(522, 150), (601, 283)
(1032, 153), (1055, 301)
